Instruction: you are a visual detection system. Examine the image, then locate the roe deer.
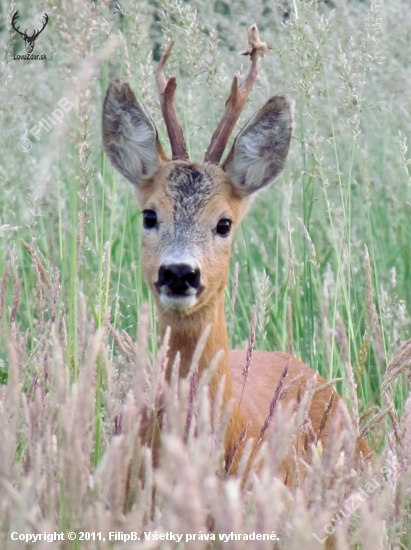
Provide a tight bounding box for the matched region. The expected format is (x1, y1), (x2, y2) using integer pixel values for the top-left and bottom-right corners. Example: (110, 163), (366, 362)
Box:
(102, 26), (371, 482)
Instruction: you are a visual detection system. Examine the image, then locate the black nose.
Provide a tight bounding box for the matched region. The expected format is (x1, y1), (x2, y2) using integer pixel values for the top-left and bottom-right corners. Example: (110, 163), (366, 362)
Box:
(157, 264), (201, 295)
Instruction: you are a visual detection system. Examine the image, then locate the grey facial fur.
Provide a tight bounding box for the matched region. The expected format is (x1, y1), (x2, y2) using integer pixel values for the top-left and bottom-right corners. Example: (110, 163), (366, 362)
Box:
(165, 164), (218, 249)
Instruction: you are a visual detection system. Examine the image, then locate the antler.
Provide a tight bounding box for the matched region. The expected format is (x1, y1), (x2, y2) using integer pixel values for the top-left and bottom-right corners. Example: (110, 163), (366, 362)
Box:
(11, 11), (26, 38)
(11, 11), (49, 40)
(204, 24), (270, 165)
(31, 13), (49, 40)
(155, 42), (188, 161)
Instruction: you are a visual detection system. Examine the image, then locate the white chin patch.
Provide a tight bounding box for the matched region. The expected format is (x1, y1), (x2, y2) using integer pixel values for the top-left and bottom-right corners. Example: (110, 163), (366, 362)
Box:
(159, 293), (198, 311)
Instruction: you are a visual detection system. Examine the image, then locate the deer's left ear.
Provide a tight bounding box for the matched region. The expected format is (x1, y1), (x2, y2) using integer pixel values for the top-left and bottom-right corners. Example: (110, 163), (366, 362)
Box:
(102, 79), (166, 187)
(222, 95), (292, 196)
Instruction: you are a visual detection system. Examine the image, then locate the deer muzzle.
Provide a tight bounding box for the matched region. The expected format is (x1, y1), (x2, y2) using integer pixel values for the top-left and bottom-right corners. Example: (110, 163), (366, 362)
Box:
(155, 261), (203, 311)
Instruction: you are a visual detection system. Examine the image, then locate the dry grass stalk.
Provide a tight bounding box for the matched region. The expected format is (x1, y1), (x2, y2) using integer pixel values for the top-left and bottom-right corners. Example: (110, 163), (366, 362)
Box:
(357, 245), (378, 382)
(226, 421), (251, 475)
(318, 391), (335, 441)
(254, 269), (272, 341)
(381, 337), (411, 391)
(212, 372), (227, 437)
(294, 376), (317, 448)
(185, 369), (198, 440)
(242, 305), (257, 383)
(188, 324), (212, 379)
(336, 314), (349, 365)
(322, 285), (331, 365)
(147, 325), (170, 408)
(385, 391), (401, 445)
(169, 351), (181, 401)
(257, 360), (291, 446)
(231, 261), (239, 309)
(359, 405), (391, 439)
(287, 218), (296, 290)
(344, 358), (360, 436)
(0, 259), (11, 325)
(297, 216), (318, 268)
(287, 296), (294, 356)
(10, 277), (22, 325)
(313, 378), (343, 398)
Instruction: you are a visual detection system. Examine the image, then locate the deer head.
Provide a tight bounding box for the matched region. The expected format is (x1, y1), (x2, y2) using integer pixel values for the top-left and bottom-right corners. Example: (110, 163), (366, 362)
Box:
(102, 28), (292, 319)
(12, 11), (48, 54)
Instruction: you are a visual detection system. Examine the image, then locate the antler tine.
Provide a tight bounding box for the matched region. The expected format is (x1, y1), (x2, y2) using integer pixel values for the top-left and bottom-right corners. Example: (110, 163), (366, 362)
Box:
(155, 42), (189, 161)
(11, 11), (24, 37)
(33, 13), (49, 38)
(204, 24), (269, 165)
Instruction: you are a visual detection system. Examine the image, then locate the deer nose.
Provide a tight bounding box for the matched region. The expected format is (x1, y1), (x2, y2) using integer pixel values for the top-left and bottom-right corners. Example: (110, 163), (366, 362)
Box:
(157, 263), (201, 295)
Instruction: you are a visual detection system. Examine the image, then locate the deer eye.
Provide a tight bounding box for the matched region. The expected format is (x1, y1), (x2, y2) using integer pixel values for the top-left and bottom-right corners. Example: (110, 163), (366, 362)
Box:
(143, 210), (157, 229)
(216, 219), (232, 236)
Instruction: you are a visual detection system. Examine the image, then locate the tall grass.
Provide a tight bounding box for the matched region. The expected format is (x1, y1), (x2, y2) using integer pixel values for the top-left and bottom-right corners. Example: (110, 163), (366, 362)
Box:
(1, 0), (411, 547)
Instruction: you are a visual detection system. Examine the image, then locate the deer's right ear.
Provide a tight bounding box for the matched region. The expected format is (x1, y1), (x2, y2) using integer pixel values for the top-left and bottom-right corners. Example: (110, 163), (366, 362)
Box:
(102, 79), (166, 186)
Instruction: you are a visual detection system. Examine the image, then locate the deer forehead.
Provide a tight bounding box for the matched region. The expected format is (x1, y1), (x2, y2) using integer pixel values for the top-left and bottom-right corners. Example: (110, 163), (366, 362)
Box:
(139, 162), (243, 227)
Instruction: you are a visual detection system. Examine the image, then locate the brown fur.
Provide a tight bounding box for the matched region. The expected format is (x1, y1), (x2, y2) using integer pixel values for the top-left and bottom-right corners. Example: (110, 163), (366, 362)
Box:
(102, 79), (371, 484)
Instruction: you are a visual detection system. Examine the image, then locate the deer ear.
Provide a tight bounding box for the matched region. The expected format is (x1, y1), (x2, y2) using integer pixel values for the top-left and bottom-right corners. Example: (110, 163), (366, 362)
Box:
(102, 79), (166, 186)
(222, 96), (292, 196)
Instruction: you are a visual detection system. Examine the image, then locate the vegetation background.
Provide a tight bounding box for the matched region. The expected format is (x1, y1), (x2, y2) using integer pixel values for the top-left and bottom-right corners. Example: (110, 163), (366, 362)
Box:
(0, 0), (410, 547)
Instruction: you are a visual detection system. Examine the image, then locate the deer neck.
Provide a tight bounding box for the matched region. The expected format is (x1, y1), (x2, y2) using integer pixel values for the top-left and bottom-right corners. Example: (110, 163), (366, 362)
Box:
(158, 288), (231, 397)
(158, 289), (252, 473)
